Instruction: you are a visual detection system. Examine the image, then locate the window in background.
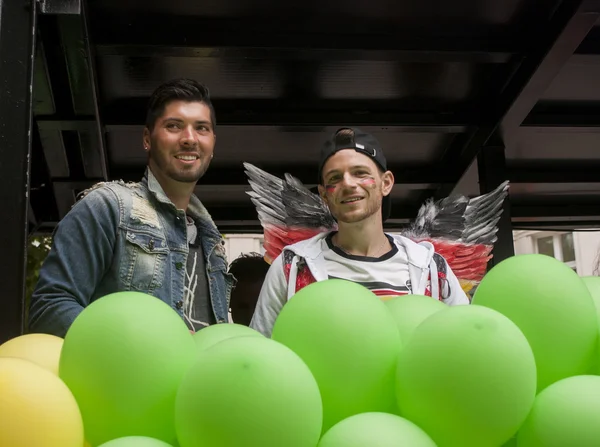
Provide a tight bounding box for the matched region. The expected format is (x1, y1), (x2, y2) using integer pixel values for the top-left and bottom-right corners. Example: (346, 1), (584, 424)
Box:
(535, 232), (577, 272)
(536, 236), (554, 257)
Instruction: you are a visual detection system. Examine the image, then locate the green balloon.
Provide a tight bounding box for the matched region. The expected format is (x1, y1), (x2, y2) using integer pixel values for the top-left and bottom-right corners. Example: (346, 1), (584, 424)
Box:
(193, 323), (263, 352)
(472, 254), (597, 391)
(98, 437), (173, 447)
(518, 375), (600, 446)
(59, 292), (196, 446)
(582, 276), (600, 374)
(317, 412), (436, 447)
(271, 279), (401, 432)
(175, 336), (322, 447)
(384, 294), (446, 345)
(396, 305), (537, 447)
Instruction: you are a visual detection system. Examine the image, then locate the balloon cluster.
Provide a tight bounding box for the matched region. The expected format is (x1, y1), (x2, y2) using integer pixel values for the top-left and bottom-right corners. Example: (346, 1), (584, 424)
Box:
(1, 254), (600, 446)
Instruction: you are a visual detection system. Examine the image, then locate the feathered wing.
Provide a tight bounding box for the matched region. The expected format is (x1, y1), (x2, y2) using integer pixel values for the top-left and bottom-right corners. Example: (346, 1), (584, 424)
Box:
(243, 163), (336, 264)
(244, 162), (510, 294)
(402, 181), (510, 297)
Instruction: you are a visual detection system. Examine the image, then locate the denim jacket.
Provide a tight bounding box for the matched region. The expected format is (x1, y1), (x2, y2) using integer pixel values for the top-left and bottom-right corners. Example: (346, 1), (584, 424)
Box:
(29, 168), (234, 337)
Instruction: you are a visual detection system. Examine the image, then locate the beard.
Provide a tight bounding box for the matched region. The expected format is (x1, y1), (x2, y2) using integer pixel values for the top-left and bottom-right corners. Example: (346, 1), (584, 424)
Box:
(148, 146), (210, 184)
(332, 194), (382, 224)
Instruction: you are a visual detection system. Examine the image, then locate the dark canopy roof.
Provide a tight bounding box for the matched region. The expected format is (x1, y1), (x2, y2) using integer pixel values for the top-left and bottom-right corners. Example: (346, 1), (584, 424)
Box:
(30, 0), (600, 233)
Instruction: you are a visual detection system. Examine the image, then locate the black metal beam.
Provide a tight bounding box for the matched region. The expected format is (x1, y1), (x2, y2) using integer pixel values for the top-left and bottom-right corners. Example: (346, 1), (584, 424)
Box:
(203, 202), (422, 222)
(36, 115), (97, 131)
(478, 142), (515, 266)
(38, 102), (600, 131)
(512, 221), (600, 230)
(506, 163), (600, 183)
(100, 97), (470, 130)
(435, 0), (600, 199)
(281, 59), (321, 102)
(521, 101), (600, 128)
(56, 1), (109, 180)
(46, 162), (600, 187)
(52, 182), (78, 218)
(46, 176), (600, 226)
(211, 203), (600, 222)
(89, 12), (516, 64)
(29, 124), (60, 226)
(33, 2), (108, 183)
(39, 0), (80, 15)
(56, 164), (452, 187)
(512, 204), (600, 220)
(33, 205), (600, 236)
(582, 0), (600, 12)
(35, 16), (73, 178)
(0, 0), (37, 343)
(80, 0), (108, 180)
(95, 44), (513, 64)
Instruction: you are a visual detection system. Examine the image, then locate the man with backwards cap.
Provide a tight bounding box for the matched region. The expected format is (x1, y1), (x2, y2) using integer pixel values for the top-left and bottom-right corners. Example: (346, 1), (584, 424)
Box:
(250, 127), (469, 337)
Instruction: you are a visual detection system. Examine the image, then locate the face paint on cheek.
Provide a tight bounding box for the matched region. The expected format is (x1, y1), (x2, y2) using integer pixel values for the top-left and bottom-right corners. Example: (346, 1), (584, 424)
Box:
(359, 178), (376, 188)
(325, 184), (336, 194)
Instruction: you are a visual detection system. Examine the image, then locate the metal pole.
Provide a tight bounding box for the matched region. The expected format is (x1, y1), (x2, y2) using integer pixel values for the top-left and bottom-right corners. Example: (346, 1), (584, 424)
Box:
(0, 0), (37, 343)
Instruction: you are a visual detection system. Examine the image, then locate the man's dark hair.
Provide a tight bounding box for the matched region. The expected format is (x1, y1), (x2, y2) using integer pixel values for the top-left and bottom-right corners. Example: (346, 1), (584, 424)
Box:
(333, 128), (357, 149)
(228, 252), (270, 279)
(145, 78), (216, 131)
(333, 128), (385, 174)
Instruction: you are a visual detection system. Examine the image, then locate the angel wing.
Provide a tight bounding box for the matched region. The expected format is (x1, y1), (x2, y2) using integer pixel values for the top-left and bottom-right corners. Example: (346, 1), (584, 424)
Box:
(244, 162), (510, 296)
(243, 162), (336, 263)
(402, 181), (510, 296)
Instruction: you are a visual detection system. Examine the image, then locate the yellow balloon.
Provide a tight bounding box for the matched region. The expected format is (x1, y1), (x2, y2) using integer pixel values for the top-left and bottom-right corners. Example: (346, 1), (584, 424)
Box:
(0, 333), (64, 375)
(0, 357), (84, 447)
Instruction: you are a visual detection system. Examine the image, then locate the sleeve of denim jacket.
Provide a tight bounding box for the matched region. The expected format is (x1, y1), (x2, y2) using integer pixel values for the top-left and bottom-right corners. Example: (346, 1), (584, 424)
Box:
(249, 252), (287, 338)
(28, 186), (119, 337)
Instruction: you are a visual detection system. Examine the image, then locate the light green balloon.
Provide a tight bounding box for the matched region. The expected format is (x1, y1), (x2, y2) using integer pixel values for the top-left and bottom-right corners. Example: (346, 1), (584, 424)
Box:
(175, 336), (322, 447)
(98, 436), (173, 447)
(518, 375), (600, 446)
(193, 322), (263, 352)
(582, 276), (600, 374)
(317, 412), (436, 447)
(272, 279), (401, 432)
(472, 254), (597, 391)
(384, 294), (446, 345)
(59, 292), (196, 446)
(396, 305), (537, 447)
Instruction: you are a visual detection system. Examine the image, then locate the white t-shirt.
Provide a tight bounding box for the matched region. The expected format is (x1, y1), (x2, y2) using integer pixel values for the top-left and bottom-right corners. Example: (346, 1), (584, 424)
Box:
(321, 233), (412, 301)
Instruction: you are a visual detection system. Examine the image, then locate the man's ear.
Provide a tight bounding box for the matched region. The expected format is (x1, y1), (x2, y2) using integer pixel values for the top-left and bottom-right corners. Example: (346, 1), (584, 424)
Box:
(142, 127), (151, 151)
(382, 170), (395, 196)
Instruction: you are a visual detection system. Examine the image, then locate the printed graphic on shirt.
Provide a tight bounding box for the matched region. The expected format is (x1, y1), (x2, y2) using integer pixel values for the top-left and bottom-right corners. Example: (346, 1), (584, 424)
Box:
(183, 216), (215, 331)
(322, 234), (412, 302)
(328, 276), (411, 301)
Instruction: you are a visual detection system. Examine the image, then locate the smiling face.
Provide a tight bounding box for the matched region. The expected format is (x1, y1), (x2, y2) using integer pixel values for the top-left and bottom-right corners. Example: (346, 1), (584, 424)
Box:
(143, 100), (215, 184)
(318, 149), (394, 224)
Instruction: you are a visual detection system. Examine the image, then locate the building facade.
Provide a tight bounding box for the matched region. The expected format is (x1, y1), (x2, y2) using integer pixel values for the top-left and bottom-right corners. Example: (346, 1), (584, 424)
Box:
(513, 230), (600, 276)
(223, 234), (265, 263)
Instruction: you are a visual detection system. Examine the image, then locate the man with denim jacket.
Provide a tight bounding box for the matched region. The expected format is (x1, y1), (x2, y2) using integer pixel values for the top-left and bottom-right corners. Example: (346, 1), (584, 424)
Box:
(29, 79), (234, 337)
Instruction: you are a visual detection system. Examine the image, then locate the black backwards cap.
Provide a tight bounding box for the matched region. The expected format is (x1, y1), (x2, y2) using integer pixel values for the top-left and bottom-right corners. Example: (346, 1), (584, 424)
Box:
(317, 127), (391, 221)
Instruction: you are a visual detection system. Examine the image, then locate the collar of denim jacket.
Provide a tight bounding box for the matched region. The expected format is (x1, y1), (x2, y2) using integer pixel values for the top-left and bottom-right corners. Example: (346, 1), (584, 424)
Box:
(143, 166), (221, 240)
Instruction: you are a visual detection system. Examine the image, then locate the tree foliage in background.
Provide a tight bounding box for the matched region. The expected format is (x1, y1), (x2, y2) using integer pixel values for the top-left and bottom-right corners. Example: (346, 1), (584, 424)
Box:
(25, 236), (53, 324)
